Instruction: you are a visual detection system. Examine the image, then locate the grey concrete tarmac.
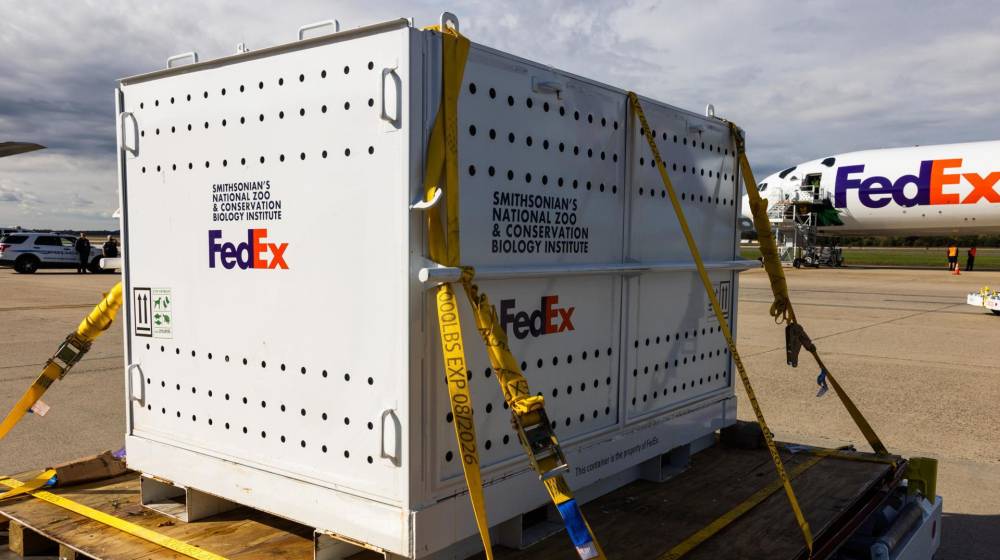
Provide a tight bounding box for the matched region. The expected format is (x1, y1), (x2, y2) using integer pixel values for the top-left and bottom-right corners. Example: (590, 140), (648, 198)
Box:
(0, 266), (997, 558)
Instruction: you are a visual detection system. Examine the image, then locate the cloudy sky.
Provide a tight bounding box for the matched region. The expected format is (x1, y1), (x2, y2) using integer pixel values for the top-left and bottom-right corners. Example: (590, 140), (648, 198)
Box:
(1, 0), (997, 229)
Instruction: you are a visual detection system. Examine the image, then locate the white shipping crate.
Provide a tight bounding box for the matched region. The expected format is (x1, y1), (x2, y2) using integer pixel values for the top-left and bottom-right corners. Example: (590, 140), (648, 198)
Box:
(116, 16), (753, 559)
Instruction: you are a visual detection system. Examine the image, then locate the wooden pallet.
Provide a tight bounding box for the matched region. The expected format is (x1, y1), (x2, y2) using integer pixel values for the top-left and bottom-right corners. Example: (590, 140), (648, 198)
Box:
(0, 445), (899, 559)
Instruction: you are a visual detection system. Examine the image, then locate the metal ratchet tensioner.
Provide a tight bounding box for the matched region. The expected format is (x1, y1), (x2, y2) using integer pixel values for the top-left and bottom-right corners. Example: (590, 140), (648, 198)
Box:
(513, 409), (570, 480)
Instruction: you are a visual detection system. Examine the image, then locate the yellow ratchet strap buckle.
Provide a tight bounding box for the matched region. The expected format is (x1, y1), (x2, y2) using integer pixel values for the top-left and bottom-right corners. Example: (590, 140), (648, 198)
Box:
(48, 333), (92, 378)
(513, 409), (569, 480)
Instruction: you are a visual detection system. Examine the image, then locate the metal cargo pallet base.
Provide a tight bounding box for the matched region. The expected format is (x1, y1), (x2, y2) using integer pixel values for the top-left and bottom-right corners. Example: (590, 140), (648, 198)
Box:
(0, 443), (901, 560)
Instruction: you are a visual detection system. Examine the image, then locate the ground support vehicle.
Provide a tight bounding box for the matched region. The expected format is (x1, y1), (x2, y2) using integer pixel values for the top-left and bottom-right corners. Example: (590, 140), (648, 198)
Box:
(0, 232), (106, 274)
(967, 287), (1000, 314)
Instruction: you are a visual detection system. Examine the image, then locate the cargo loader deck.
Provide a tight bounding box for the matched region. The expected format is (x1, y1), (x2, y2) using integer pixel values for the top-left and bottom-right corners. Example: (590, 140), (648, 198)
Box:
(0, 441), (915, 560)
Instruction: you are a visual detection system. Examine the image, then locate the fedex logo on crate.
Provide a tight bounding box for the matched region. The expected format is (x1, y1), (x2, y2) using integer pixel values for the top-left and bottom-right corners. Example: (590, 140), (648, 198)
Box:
(499, 295), (575, 340)
(208, 229), (288, 270)
(835, 159), (1000, 209)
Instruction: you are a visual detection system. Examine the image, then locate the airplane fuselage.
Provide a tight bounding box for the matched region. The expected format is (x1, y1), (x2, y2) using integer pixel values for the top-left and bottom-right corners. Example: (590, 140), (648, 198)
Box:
(748, 140), (1000, 236)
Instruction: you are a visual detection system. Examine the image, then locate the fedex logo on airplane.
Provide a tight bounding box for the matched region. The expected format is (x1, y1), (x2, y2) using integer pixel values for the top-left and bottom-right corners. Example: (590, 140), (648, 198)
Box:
(835, 159), (1000, 209)
(208, 228), (289, 269)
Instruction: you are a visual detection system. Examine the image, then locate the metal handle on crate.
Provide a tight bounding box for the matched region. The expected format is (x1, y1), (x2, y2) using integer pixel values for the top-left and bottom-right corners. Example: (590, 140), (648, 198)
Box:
(128, 363), (145, 405)
(380, 66), (401, 126)
(119, 112), (138, 156)
(166, 52), (199, 68)
(298, 20), (340, 40)
(439, 12), (459, 32)
(380, 408), (401, 466)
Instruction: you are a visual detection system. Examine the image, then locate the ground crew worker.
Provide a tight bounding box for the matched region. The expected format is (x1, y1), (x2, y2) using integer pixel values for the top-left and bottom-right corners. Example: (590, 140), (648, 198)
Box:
(947, 245), (958, 270)
(74, 232), (91, 274)
(102, 236), (119, 258)
(967, 246), (977, 271)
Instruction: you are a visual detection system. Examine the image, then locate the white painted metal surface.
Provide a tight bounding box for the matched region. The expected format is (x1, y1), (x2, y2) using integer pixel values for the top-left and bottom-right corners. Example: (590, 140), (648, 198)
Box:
(119, 16), (745, 558)
(967, 291), (1000, 312)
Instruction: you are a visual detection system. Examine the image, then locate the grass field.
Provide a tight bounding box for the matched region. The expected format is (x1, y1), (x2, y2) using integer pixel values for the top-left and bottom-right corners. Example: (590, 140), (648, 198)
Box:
(740, 246), (1000, 269)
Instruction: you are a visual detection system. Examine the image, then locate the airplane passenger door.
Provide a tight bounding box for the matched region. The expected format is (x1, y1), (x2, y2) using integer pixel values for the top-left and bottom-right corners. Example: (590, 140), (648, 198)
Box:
(804, 173), (822, 201)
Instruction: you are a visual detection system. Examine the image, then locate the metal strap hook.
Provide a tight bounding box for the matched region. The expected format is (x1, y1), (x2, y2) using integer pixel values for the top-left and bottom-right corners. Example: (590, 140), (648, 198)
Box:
(440, 12), (459, 32)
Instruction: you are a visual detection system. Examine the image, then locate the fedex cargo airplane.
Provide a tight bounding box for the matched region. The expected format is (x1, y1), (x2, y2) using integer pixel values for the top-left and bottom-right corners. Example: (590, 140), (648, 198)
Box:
(745, 140), (1000, 236)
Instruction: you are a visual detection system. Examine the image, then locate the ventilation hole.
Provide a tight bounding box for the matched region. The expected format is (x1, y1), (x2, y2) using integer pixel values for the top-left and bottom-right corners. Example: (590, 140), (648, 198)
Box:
(445, 451), (453, 462)
(469, 83), (477, 94)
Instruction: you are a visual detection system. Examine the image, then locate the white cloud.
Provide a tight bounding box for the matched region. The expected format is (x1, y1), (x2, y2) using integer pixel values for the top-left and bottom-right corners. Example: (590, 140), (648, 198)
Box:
(1, 0), (998, 228)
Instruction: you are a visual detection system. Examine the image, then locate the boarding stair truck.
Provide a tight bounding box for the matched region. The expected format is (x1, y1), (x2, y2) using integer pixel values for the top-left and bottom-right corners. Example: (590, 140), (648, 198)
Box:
(94, 13), (943, 560)
(757, 177), (843, 268)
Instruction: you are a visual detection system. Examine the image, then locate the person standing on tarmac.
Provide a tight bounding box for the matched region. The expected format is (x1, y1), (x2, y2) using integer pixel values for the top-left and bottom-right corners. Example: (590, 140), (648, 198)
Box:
(74, 232), (91, 274)
(967, 246), (977, 272)
(947, 245), (958, 271)
(102, 236), (119, 259)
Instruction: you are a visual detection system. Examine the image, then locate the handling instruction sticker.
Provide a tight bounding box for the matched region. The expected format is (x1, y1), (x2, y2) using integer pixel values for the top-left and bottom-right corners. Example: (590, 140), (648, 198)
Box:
(133, 287), (173, 338)
(706, 280), (732, 323)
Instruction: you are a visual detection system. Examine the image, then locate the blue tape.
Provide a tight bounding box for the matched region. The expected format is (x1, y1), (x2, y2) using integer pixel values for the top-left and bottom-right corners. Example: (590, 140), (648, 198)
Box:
(556, 499), (593, 547)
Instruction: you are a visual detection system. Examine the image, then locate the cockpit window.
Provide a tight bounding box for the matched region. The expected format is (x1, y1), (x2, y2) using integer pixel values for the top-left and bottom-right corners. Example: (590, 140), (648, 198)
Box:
(778, 166), (796, 179)
(821, 157), (836, 167)
(757, 182), (767, 192)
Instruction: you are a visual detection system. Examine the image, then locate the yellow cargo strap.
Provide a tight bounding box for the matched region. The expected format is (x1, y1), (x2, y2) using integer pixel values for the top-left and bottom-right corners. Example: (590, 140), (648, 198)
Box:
(0, 469), (56, 502)
(658, 456), (824, 560)
(461, 271), (605, 559)
(628, 92), (814, 556)
(0, 282), (124, 440)
(727, 122), (888, 457)
(423, 22), (495, 560)
(424, 22), (604, 559)
(0, 472), (229, 560)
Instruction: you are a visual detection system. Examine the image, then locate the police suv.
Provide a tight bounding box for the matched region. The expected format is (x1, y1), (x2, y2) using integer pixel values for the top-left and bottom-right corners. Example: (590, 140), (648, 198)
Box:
(0, 232), (106, 273)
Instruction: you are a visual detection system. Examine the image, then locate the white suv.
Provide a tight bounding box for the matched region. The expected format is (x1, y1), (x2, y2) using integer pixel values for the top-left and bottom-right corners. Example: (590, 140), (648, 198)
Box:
(0, 232), (107, 274)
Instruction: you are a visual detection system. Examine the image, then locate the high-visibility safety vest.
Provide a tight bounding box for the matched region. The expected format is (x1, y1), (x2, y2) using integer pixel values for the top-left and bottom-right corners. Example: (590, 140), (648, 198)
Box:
(948, 246), (958, 257)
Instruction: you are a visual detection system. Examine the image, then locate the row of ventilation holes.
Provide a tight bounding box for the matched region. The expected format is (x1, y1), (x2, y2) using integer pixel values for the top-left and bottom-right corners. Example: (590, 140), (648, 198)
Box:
(143, 389), (375, 463)
(443, 368), (730, 464)
(135, 63), (377, 110)
(142, 342), (375, 385)
(464, 127), (736, 184)
(466, 82), (733, 157)
(140, 102), (375, 140)
(140, 145), (374, 174)
(467, 162), (733, 206)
